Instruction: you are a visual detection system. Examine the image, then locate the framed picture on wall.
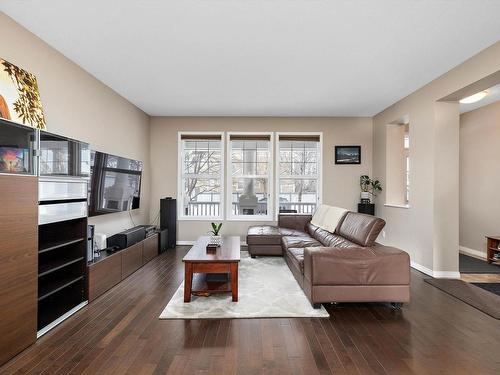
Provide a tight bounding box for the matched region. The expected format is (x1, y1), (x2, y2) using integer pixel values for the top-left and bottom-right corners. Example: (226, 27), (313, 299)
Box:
(335, 145), (361, 165)
(0, 57), (46, 129)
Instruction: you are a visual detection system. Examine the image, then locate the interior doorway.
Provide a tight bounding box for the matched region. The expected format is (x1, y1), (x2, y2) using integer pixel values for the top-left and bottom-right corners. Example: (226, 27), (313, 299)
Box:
(458, 82), (500, 289)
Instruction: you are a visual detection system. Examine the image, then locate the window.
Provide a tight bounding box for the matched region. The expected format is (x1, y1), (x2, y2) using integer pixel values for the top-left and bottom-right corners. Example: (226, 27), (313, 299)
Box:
(404, 131), (410, 203)
(228, 133), (273, 220)
(178, 133), (224, 219)
(385, 122), (410, 206)
(277, 134), (321, 215)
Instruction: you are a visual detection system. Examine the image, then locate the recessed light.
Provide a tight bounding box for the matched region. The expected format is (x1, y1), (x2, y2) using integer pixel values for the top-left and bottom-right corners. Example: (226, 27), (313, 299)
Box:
(459, 90), (489, 104)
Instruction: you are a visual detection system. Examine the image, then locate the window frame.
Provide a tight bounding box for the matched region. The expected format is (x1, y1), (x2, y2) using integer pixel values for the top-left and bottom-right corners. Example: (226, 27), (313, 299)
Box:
(177, 131), (225, 221)
(275, 132), (323, 220)
(226, 131), (274, 221)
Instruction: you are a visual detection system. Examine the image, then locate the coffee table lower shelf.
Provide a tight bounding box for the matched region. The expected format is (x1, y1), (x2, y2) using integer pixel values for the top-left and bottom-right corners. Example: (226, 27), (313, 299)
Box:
(190, 273), (232, 296)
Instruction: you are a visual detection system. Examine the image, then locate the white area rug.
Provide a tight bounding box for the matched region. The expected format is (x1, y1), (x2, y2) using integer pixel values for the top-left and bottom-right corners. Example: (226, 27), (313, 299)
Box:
(159, 251), (329, 319)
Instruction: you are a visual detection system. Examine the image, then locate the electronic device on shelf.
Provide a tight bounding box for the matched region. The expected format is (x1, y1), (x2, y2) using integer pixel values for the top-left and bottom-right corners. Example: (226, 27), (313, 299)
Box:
(105, 246), (120, 254)
(88, 150), (143, 217)
(94, 233), (107, 250)
(87, 225), (95, 261)
(106, 226), (146, 250)
(137, 224), (156, 237)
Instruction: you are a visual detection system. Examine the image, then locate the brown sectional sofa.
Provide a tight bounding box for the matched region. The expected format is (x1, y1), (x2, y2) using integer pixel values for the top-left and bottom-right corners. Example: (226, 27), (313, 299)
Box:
(247, 212), (410, 308)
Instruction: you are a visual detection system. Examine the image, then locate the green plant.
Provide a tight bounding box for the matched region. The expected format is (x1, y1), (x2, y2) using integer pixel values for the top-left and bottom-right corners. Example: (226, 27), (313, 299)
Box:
(360, 175), (383, 197)
(210, 222), (222, 236)
(370, 179), (383, 196)
(360, 175), (371, 192)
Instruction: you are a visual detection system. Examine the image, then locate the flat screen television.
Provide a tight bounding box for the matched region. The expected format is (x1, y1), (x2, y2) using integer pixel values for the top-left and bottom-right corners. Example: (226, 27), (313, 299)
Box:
(88, 150), (143, 217)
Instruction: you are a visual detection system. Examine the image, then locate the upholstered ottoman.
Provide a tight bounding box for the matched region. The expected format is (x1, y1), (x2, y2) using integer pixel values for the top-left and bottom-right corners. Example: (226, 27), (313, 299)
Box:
(247, 225), (282, 257)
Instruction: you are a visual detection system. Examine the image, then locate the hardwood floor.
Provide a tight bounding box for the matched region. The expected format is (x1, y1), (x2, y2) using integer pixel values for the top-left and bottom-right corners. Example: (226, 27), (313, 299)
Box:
(461, 273), (500, 283)
(1, 246), (500, 375)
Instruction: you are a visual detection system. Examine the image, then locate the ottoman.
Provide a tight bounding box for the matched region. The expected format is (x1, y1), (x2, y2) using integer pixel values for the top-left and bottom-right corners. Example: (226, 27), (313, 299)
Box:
(247, 225), (282, 257)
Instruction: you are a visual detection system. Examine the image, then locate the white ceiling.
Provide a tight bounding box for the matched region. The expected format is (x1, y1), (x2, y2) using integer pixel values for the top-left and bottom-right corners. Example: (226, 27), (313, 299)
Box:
(1, 1), (500, 117)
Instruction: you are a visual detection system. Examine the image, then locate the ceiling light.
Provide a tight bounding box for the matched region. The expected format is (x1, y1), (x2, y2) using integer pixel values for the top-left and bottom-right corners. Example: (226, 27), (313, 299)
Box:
(459, 90), (489, 104)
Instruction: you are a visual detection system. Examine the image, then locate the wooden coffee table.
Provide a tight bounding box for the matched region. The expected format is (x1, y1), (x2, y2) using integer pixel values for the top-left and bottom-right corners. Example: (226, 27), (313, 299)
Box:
(182, 236), (241, 302)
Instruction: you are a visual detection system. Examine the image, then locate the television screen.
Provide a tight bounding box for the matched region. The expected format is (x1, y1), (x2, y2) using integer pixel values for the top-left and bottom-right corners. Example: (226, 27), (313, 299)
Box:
(88, 150), (143, 217)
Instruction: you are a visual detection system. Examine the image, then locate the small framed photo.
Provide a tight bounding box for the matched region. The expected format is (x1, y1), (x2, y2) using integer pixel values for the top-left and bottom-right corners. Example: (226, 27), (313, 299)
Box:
(335, 146), (361, 165)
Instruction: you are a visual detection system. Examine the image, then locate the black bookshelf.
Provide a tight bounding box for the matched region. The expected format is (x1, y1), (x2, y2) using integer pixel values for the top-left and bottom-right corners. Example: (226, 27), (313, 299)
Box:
(38, 218), (88, 331)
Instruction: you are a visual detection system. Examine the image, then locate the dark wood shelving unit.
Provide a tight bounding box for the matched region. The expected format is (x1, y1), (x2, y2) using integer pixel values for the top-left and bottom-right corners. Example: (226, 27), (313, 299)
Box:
(87, 233), (159, 302)
(38, 276), (84, 301)
(38, 218), (88, 332)
(38, 257), (85, 277)
(39, 238), (85, 254)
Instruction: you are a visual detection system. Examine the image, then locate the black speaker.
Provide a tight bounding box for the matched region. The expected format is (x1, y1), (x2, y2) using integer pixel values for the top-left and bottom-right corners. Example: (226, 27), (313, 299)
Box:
(107, 226), (146, 250)
(160, 198), (176, 248)
(158, 229), (168, 253)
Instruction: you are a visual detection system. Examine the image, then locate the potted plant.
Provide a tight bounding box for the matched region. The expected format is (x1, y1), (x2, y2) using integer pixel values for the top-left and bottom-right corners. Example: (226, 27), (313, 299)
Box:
(359, 175), (383, 203)
(209, 222), (223, 247)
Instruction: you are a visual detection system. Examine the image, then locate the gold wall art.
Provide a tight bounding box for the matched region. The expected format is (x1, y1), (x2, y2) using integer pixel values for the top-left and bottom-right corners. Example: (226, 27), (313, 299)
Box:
(0, 58), (46, 129)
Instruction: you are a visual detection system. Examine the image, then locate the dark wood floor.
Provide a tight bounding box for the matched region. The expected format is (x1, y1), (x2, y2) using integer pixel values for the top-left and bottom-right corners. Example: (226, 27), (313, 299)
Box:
(2, 247), (500, 375)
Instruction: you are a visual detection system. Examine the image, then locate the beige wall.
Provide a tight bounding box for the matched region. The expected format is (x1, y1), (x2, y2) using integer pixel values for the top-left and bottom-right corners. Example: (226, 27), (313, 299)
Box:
(373, 41), (500, 276)
(150, 117), (372, 242)
(0, 13), (151, 236)
(460, 100), (500, 256)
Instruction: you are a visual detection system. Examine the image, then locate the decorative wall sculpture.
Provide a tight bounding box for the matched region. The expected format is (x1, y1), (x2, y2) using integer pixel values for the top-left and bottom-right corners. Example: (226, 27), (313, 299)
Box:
(0, 58), (46, 129)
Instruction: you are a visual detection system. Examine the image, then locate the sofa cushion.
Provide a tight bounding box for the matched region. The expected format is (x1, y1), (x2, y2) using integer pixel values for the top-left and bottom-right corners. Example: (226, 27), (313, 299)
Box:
(314, 230), (359, 248)
(336, 212), (385, 247)
(278, 214), (312, 232)
(286, 248), (305, 273)
(279, 227), (308, 237)
(307, 222), (319, 237)
(281, 236), (322, 251)
(310, 204), (348, 233)
(247, 225), (281, 245)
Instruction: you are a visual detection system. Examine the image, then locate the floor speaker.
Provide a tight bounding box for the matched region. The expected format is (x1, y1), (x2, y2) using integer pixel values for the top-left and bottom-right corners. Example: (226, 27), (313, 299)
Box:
(158, 229), (168, 253)
(160, 198), (176, 248)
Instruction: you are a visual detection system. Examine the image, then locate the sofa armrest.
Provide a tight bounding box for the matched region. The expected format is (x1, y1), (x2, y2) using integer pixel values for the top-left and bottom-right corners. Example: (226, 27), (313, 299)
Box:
(278, 214), (312, 232)
(304, 245), (410, 286)
(303, 246), (364, 284)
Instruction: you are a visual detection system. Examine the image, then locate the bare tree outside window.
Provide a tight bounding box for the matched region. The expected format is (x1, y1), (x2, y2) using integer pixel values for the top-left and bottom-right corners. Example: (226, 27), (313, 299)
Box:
(278, 139), (320, 214)
(181, 139), (222, 217)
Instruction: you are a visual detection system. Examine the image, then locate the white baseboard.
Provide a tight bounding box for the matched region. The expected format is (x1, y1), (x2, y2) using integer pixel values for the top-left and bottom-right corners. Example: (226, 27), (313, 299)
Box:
(410, 260), (460, 279)
(37, 301), (88, 338)
(433, 271), (461, 279)
(176, 241), (195, 246)
(410, 261), (434, 277)
(459, 245), (487, 260)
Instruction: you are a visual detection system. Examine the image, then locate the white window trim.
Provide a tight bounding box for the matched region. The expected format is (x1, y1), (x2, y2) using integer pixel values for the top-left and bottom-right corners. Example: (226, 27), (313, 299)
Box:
(177, 131), (225, 221)
(226, 131), (274, 221)
(275, 132), (323, 220)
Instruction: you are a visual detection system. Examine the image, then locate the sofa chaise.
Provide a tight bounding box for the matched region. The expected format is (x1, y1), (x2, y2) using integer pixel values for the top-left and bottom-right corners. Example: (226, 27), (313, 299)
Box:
(247, 209), (410, 308)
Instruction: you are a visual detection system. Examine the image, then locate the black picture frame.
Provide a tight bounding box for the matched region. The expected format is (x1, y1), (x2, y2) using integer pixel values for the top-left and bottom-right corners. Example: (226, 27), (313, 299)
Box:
(335, 146), (361, 165)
